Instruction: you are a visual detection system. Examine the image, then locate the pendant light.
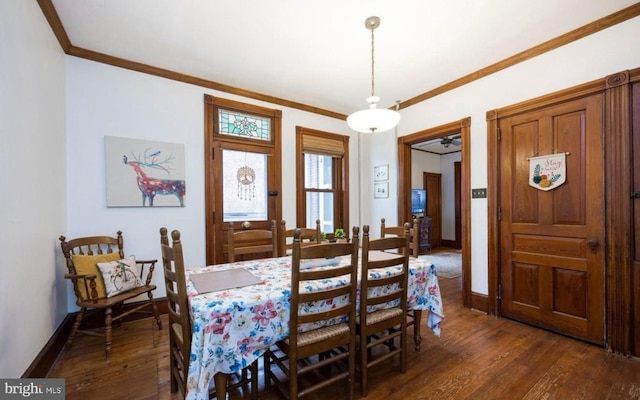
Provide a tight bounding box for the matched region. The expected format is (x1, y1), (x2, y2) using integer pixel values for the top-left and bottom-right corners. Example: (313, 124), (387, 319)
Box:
(347, 16), (401, 133)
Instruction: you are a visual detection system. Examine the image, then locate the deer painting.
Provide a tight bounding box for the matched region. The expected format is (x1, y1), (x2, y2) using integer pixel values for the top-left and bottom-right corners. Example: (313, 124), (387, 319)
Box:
(122, 149), (185, 207)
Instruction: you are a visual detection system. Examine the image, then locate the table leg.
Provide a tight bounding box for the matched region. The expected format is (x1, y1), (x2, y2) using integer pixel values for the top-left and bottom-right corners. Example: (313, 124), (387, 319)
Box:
(214, 372), (229, 399)
(412, 310), (422, 350)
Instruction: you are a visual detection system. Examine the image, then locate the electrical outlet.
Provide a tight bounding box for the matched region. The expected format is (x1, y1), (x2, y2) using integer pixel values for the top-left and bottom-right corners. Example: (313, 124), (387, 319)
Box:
(472, 188), (487, 198)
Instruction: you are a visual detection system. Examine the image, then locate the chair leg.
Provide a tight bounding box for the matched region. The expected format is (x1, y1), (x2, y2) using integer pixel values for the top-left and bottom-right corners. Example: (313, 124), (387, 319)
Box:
(359, 334), (369, 397)
(264, 351), (272, 391)
(148, 293), (162, 329)
(289, 356), (298, 400)
(168, 335), (179, 393)
(250, 359), (259, 400)
(104, 307), (113, 360)
(68, 307), (86, 346)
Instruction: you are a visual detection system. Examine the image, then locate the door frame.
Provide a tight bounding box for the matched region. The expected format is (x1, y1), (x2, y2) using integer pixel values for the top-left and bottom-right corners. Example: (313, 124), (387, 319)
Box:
(204, 95), (282, 265)
(398, 117), (472, 308)
(487, 69), (636, 354)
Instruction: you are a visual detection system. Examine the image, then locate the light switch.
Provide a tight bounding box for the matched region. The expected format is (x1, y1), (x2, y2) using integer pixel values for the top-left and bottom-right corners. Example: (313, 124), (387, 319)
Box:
(472, 188), (487, 198)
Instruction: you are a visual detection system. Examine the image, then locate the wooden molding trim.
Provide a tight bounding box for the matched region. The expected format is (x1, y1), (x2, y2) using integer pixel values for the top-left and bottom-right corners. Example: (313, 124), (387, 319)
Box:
(36, 0), (71, 52)
(37, 0), (640, 116)
(440, 239), (457, 248)
(22, 299), (168, 378)
(604, 74), (633, 355)
(398, 117), (473, 309)
(470, 292), (489, 314)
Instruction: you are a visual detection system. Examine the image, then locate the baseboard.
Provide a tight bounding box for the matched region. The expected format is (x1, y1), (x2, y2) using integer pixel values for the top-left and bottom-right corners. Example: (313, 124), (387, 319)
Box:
(440, 239), (458, 248)
(22, 298), (168, 378)
(470, 291), (489, 313)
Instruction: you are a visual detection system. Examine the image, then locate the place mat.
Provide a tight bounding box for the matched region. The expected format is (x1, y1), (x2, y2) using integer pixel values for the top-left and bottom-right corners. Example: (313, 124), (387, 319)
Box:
(190, 268), (262, 294)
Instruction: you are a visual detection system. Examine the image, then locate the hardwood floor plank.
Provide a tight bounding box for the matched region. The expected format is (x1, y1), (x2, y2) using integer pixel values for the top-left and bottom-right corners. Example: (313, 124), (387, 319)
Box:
(45, 276), (640, 399)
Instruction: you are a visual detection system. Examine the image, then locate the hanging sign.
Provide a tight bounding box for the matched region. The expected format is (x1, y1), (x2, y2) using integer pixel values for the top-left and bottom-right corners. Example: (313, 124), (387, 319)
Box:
(528, 153), (566, 191)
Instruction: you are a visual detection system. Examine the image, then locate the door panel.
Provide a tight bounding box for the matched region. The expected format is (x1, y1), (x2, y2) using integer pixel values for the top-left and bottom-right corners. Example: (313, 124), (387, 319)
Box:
(213, 142), (278, 264)
(424, 172), (442, 248)
(499, 93), (605, 344)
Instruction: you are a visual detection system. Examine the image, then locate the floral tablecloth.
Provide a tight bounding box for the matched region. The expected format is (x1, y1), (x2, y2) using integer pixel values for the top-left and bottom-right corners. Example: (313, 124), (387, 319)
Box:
(184, 254), (444, 400)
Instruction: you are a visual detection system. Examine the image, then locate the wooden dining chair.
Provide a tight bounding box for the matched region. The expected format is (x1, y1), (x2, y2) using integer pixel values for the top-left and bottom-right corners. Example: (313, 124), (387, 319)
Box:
(279, 219), (321, 256)
(59, 231), (162, 360)
(358, 223), (411, 397)
(160, 227), (258, 399)
(264, 226), (360, 400)
(227, 220), (278, 262)
(381, 217), (419, 258)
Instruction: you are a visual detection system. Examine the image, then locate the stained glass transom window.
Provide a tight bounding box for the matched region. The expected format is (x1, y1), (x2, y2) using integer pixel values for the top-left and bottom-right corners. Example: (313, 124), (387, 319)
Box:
(218, 109), (271, 141)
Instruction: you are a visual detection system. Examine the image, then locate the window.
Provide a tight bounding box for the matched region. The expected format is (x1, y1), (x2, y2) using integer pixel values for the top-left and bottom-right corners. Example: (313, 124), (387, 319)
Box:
(296, 126), (349, 237)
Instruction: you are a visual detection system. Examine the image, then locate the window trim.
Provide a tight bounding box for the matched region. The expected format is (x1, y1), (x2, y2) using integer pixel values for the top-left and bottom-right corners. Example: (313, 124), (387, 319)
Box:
(296, 126), (349, 237)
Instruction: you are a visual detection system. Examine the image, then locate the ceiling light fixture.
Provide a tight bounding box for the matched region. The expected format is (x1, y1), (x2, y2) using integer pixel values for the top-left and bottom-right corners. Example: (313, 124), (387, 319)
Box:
(347, 16), (401, 133)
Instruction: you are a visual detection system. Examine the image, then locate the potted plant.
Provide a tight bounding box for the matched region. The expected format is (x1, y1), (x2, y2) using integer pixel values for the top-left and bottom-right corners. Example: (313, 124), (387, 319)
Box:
(319, 231), (328, 242)
(334, 228), (347, 243)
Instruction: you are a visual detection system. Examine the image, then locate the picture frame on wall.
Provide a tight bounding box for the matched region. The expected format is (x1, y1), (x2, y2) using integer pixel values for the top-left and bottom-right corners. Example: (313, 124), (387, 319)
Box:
(105, 136), (186, 207)
(374, 182), (389, 198)
(374, 164), (389, 181)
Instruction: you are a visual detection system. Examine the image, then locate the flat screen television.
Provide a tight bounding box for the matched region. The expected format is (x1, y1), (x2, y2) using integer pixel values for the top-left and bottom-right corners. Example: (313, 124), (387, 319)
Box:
(411, 189), (426, 215)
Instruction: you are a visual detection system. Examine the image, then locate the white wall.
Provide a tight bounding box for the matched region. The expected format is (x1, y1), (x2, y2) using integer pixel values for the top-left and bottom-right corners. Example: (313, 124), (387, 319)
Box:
(65, 57), (361, 303)
(374, 15), (640, 294)
(0, 1), (67, 377)
(410, 150), (440, 188)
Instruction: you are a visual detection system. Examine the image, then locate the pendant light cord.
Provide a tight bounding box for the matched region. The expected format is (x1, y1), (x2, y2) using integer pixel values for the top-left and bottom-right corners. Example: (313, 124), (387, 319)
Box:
(370, 24), (375, 98)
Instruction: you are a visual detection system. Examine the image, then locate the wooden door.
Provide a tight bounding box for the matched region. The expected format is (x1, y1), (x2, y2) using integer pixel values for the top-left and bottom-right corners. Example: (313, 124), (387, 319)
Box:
(632, 80), (640, 355)
(424, 172), (442, 248)
(498, 93), (605, 344)
(204, 96), (282, 265)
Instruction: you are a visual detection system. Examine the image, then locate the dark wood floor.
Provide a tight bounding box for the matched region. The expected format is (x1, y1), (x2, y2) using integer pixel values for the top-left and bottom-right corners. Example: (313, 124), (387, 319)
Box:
(47, 275), (640, 399)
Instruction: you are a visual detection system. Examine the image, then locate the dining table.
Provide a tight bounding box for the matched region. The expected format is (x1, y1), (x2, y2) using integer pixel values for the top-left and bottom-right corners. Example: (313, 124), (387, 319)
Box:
(184, 252), (444, 400)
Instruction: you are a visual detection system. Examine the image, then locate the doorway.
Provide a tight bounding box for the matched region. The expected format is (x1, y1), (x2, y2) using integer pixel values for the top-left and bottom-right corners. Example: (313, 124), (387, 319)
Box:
(204, 95), (282, 265)
(398, 117), (472, 307)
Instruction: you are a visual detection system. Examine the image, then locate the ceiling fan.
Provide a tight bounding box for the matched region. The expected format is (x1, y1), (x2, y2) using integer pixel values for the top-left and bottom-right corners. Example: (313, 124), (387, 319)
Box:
(440, 135), (461, 148)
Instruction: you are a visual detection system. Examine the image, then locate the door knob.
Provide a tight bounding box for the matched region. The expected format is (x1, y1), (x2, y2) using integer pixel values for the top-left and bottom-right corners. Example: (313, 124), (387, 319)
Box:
(586, 239), (599, 253)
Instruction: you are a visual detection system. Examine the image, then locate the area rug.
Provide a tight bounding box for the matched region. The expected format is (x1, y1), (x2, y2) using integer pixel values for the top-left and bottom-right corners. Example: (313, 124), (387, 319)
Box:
(418, 250), (462, 279)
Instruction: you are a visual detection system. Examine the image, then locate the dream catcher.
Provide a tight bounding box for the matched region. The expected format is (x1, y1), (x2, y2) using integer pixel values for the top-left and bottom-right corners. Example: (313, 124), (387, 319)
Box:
(236, 153), (256, 200)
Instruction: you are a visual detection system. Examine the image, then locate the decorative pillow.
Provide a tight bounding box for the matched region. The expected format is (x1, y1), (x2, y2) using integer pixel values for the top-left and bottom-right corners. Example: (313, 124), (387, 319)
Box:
(96, 255), (143, 298)
(72, 252), (121, 299)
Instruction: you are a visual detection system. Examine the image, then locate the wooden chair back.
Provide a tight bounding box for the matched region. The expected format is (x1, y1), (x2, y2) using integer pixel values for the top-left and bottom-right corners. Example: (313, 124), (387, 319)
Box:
(159, 228), (191, 396)
(265, 226), (360, 400)
(381, 217), (419, 257)
(160, 227), (258, 399)
(228, 220), (278, 262)
(358, 223), (411, 396)
(279, 219), (321, 256)
(59, 231), (162, 359)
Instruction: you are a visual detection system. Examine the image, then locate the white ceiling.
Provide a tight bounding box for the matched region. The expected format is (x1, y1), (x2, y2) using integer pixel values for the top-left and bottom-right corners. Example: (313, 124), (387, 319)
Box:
(49, 0), (637, 118)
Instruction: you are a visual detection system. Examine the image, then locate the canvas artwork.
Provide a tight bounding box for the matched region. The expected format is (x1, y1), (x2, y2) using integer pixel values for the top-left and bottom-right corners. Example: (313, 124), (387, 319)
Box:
(105, 136), (186, 207)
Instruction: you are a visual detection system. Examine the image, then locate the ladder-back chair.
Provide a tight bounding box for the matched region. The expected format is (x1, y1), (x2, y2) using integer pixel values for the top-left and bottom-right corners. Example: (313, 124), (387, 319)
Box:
(265, 227), (360, 400)
(227, 221), (278, 262)
(358, 224), (411, 396)
(160, 227), (258, 399)
(279, 219), (321, 256)
(381, 217), (419, 257)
